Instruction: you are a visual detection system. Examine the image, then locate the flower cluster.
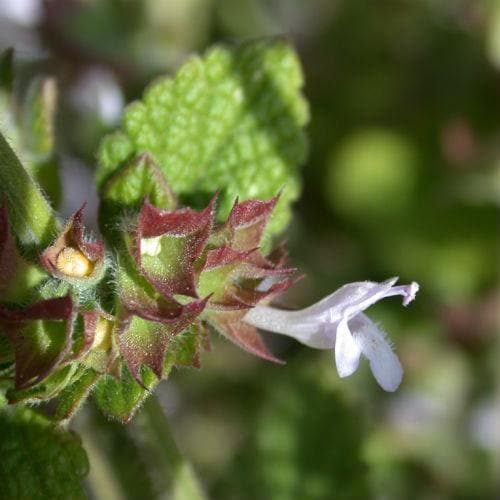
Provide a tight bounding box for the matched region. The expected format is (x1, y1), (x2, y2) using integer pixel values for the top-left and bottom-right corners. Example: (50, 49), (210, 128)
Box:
(0, 192), (297, 419)
(0, 184), (419, 421)
(114, 193), (297, 384)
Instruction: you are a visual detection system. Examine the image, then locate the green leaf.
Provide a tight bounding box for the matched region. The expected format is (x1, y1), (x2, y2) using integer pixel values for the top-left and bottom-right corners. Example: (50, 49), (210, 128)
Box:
(0, 406), (89, 499)
(119, 315), (173, 381)
(97, 39), (308, 238)
(93, 361), (173, 423)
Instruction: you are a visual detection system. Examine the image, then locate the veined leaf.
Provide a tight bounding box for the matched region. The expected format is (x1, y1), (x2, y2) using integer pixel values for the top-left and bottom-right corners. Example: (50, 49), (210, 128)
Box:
(97, 39), (308, 239)
(0, 406), (89, 499)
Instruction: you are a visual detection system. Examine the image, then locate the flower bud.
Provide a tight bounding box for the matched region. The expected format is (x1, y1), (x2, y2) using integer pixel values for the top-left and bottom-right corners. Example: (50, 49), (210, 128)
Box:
(40, 204), (105, 287)
(92, 317), (113, 352)
(56, 247), (94, 277)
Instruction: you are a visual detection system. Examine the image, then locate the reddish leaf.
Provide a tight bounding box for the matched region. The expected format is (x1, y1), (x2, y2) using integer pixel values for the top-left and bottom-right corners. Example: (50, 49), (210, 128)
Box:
(208, 310), (283, 364)
(233, 274), (304, 307)
(266, 240), (290, 268)
(122, 291), (187, 323)
(0, 296), (73, 322)
(133, 195), (216, 297)
(0, 296), (75, 389)
(119, 298), (207, 382)
(67, 310), (99, 362)
(202, 245), (256, 271)
(117, 252), (189, 323)
(220, 196), (279, 251)
(198, 246), (259, 310)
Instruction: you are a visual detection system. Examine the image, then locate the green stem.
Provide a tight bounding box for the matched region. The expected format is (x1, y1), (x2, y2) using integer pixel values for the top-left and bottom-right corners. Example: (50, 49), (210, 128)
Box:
(0, 131), (59, 250)
(80, 427), (126, 500)
(136, 395), (208, 500)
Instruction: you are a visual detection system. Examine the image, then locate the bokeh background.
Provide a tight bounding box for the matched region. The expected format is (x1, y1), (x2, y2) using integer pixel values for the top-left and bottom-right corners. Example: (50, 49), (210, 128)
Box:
(1, 0), (499, 498)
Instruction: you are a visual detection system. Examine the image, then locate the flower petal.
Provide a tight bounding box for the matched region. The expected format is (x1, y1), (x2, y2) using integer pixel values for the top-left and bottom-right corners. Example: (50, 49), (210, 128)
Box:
(243, 305), (335, 348)
(292, 278), (399, 324)
(335, 319), (361, 378)
(350, 313), (403, 392)
(384, 282), (420, 306)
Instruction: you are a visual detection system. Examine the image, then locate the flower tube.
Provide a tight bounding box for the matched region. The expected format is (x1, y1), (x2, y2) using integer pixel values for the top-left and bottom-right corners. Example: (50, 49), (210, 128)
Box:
(243, 278), (419, 391)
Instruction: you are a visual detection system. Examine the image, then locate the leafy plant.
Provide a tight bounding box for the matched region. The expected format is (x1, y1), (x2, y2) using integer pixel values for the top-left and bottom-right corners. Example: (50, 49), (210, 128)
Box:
(0, 39), (308, 497)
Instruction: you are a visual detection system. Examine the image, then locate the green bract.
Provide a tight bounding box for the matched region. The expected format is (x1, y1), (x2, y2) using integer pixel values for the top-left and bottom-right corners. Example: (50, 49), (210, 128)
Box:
(97, 39), (308, 239)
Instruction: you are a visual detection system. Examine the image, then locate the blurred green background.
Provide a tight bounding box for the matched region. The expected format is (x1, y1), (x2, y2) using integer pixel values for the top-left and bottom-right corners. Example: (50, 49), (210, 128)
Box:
(1, 0), (499, 498)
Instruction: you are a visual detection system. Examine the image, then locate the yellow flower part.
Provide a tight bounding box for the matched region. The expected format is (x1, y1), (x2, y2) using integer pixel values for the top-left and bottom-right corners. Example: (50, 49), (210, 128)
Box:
(55, 247), (94, 277)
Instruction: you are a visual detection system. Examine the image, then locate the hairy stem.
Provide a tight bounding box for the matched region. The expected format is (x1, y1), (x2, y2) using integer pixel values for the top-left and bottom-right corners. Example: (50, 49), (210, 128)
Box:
(135, 395), (207, 500)
(0, 131), (59, 250)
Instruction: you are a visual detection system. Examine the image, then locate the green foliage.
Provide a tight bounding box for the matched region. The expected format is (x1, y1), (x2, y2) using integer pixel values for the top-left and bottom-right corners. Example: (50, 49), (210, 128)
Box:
(97, 39), (308, 238)
(0, 3), (498, 499)
(0, 406), (89, 499)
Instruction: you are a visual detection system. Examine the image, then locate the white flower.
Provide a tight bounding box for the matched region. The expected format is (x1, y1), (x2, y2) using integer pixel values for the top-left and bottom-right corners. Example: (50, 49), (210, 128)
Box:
(243, 277), (419, 392)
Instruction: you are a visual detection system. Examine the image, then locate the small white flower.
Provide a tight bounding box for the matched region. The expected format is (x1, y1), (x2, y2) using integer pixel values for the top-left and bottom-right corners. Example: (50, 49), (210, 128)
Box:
(243, 277), (419, 391)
